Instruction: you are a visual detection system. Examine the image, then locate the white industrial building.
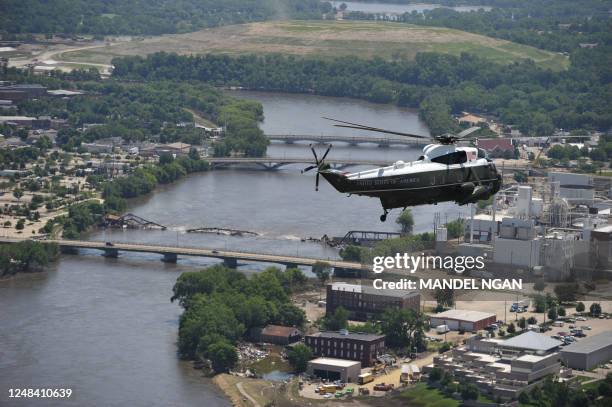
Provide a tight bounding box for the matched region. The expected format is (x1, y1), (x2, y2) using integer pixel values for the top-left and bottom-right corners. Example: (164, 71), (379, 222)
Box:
(307, 357), (361, 382)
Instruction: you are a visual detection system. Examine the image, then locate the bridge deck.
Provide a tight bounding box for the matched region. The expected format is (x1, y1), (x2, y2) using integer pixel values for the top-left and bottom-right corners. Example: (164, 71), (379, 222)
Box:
(1, 238), (368, 271)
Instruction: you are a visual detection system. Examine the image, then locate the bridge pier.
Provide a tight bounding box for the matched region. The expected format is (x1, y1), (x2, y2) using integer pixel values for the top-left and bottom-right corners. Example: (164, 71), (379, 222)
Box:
(284, 263), (298, 270)
(223, 257), (238, 268)
(161, 253), (178, 263)
(103, 248), (119, 258)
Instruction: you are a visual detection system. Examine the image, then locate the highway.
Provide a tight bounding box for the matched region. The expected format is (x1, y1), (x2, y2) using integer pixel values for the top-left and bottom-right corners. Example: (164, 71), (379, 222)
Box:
(267, 134), (427, 147)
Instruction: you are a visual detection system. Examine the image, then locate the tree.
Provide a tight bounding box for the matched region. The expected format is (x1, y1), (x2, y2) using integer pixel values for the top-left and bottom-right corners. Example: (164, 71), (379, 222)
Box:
(534, 280), (546, 292)
(548, 307), (558, 321)
(339, 245), (362, 262)
(590, 303), (602, 317)
(558, 307), (566, 317)
(13, 188), (23, 201)
(396, 209), (414, 234)
(312, 261), (331, 287)
(287, 344), (313, 373)
(527, 316), (538, 325)
(507, 322), (516, 334)
(460, 383), (479, 401)
(15, 219), (25, 230)
(554, 283), (578, 303)
(434, 288), (454, 310)
(518, 317), (526, 330)
(576, 302), (585, 313)
(207, 341), (238, 373)
(380, 308), (424, 350)
(446, 218), (465, 239)
(518, 391), (530, 404)
(324, 307), (348, 331)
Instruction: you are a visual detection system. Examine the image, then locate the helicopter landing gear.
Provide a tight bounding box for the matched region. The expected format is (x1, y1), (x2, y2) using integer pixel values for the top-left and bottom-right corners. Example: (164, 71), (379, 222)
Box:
(380, 209), (389, 222)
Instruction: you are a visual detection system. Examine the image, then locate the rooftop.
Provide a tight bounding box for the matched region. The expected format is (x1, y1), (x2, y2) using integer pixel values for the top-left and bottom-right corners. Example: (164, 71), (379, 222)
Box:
(501, 331), (562, 352)
(431, 309), (496, 322)
(308, 357), (361, 368)
(309, 331), (385, 342)
(329, 282), (418, 299)
(261, 325), (301, 337)
(560, 331), (612, 354)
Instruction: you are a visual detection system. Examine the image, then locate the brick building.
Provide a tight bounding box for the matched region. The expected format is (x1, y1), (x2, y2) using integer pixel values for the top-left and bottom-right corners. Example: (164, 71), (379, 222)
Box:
(304, 331), (385, 367)
(326, 282), (420, 321)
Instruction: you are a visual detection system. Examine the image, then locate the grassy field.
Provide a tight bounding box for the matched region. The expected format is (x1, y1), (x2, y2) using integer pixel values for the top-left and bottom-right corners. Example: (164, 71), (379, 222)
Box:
(398, 383), (460, 407)
(58, 20), (568, 70)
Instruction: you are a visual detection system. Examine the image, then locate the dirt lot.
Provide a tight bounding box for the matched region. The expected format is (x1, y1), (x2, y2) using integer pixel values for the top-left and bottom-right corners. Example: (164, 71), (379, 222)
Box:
(20, 20), (566, 71)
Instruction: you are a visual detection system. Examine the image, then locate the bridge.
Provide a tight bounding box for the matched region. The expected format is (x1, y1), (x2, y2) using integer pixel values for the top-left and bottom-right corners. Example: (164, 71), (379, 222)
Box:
(267, 134), (428, 148)
(206, 156), (393, 170)
(0, 238), (368, 275)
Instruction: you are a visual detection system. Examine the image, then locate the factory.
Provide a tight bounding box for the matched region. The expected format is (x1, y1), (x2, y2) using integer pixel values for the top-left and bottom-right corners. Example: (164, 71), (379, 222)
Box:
(304, 330), (386, 367)
(429, 309), (497, 332)
(560, 331), (612, 370)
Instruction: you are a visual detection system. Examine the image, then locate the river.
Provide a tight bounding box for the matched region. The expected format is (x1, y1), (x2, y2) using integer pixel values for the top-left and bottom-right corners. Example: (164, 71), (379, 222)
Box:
(329, 1), (492, 14)
(0, 91), (469, 406)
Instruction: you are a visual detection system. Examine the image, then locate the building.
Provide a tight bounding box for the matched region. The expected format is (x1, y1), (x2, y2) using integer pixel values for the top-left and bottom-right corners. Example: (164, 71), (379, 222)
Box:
(429, 309), (496, 332)
(477, 138), (514, 158)
(497, 331), (563, 359)
(304, 331), (385, 367)
(427, 332), (563, 400)
(0, 84), (47, 102)
(47, 89), (84, 97)
(560, 331), (612, 370)
(307, 357), (361, 382)
(591, 225), (612, 269)
(156, 142), (192, 156)
(259, 325), (302, 345)
(326, 282), (420, 320)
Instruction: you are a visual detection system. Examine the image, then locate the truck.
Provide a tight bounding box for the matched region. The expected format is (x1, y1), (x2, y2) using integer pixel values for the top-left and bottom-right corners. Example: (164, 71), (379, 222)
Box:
(436, 324), (450, 334)
(318, 385), (338, 395)
(373, 383), (394, 391)
(358, 372), (374, 385)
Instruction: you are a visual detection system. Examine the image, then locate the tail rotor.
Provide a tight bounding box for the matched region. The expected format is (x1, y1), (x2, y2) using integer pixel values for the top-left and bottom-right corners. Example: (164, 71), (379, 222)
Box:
(302, 144), (332, 191)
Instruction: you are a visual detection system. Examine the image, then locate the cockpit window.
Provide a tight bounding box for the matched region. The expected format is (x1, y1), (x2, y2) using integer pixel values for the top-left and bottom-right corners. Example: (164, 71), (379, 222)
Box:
(478, 148), (487, 159)
(417, 155), (424, 161)
(431, 151), (468, 165)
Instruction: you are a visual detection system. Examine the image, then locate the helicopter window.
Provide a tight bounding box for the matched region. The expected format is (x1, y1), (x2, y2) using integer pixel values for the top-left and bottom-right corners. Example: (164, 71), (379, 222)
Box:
(417, 155), (424, 161)
(477, 148), (487, 159)
(431, 151), (467, 165)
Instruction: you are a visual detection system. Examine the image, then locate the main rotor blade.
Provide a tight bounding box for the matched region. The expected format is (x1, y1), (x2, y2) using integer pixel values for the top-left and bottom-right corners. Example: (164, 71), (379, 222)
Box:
(302, 165), (317, 173)
(331, 124), (430, 139)
(320, 144), (332, 163)
(315, 172), (320, 192)
(456, 126), (481, 138)
(310, 144), (319, 164)
(323, 117), (430, 139)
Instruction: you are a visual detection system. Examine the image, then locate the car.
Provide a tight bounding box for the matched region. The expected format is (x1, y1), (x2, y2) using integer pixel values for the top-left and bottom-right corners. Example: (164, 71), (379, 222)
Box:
(581, 326), (592, 330)
(569, 325), (575, 329)
(212, 250), (219, 254)
(576, 316), (587, 321)
(105, 241), (114, 247)
(323, 393), (332, 399)
(574, 332), (586, 338)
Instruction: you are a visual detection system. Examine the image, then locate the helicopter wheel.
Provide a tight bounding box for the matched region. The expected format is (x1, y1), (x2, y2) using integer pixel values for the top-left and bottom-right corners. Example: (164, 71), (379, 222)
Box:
(380, 210), (389, 222)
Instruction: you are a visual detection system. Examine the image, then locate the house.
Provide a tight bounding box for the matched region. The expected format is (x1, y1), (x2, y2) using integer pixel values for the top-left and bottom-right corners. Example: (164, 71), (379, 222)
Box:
(477, 138), (515, 158)
(259, 325), (302, 345)
(458, 113), (487, 126)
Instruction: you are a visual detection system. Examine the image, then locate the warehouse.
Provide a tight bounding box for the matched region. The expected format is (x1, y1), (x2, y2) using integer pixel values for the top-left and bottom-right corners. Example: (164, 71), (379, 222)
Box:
(429, 309), (496, 332)
(560, 331), (612, 370)
(307, 358), (361, 383)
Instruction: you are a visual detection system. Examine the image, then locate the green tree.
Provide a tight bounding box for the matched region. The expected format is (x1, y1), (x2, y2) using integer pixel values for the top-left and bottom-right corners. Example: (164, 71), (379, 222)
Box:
(324, 307), (349, 331)
(554, 283), (578, 303)
(13, 188), (23, 201)
(548, 307), (558, 321)
(518, 317), (526, 330)
(590, 303), (602, 317)
(460, 383), (479, 401)
(507, 322), (516, 334)
(534, 280), (546, 292)
(396, 209), (414, 234)
(380, 308), (424, 350)
(312, 261), (331, 287)
(287, 344), (313, 373)
(207, 341), (238, 373)
(576, 302), (585, 313)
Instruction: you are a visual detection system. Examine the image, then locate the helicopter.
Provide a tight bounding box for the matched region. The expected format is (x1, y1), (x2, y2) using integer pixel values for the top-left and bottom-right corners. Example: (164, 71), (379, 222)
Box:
(302, 118), (503, 222)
